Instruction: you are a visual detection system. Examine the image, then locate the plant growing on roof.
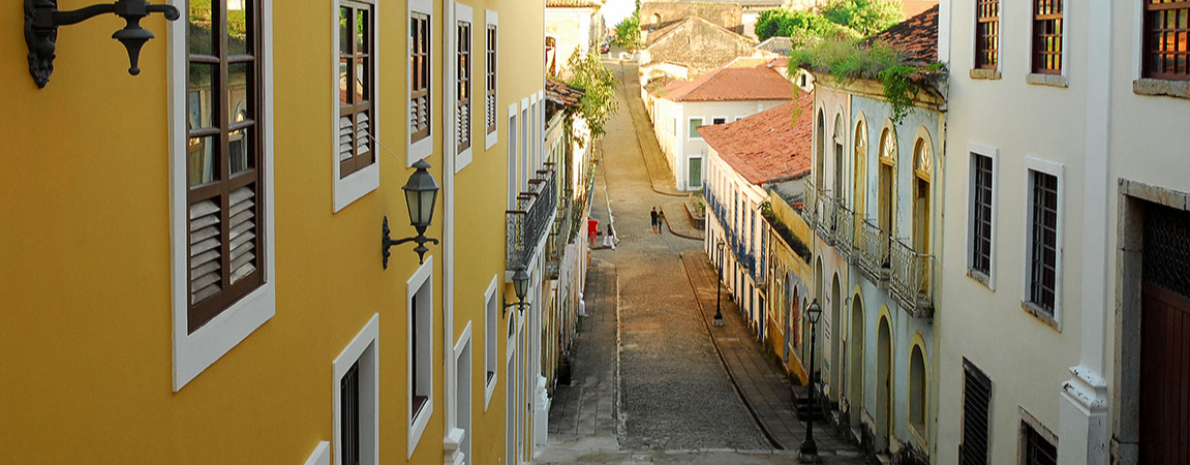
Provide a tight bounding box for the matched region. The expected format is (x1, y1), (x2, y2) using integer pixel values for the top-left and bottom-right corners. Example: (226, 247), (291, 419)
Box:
(563, 50), (619, 141)
(788, 38), (947, 124)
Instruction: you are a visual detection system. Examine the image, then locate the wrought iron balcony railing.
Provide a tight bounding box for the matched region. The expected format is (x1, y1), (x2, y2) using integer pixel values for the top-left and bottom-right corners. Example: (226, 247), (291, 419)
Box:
(506, 168), (557, 271)
(816, 190), (836, 246)
(889, 238), (934, 318)
(835, 203), (856, 264)
(857, 218), (890, 285)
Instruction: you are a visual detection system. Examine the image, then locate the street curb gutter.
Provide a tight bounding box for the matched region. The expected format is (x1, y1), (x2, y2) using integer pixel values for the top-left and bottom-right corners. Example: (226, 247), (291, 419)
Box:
(679, 252), (788, 451)
(660, 205), (704, 241)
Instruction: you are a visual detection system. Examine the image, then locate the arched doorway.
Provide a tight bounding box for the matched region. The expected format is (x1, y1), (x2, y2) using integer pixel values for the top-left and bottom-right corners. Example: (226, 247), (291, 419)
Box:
(830, 273), (842, 403)
(876, 316), (892, 452)
(849, 295), (864, 427)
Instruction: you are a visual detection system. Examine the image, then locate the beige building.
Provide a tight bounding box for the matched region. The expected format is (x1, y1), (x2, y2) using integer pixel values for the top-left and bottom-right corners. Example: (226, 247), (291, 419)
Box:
(546, 0), (605, 75)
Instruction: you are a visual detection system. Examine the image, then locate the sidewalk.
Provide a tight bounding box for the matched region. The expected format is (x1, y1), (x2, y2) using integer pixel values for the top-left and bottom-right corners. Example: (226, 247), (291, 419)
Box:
(680, 253), (867, 463)
(661, 200), (705, 241)
(547, 259), (618, 442)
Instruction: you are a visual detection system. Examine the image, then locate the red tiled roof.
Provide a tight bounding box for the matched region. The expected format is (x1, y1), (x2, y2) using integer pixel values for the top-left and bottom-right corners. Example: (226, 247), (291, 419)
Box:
(658, 57), (794, 102)
(698, 93), (814, 185)
(866, 4), (939, 63)
(902, 0), (939, 19)
(546, 78), (584, 106)
(546, 0), (602, 8)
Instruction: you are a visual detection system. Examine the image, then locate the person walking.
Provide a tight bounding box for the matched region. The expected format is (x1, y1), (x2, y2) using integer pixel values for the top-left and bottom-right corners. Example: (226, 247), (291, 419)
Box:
(602, 223), (616, 250)
(650, 207), (659, 234)
(657, 209), (667, 235)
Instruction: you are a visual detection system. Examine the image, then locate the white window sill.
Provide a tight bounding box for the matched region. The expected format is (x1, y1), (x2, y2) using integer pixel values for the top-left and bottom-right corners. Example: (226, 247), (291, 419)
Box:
(486, 129), (497, 150)
(173, 283), (275, 390)
(1021, 300), (1061, 332)
(484, 376), (496, 411)
(409, 137), (433, 167)
(334, 162), (380, 212)
(408, 399), (434, 458)
(456, 147), (473, 173)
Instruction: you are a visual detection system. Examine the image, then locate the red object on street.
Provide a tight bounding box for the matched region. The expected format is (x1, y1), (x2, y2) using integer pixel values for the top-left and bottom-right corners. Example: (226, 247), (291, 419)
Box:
(588, 219), (599, 244)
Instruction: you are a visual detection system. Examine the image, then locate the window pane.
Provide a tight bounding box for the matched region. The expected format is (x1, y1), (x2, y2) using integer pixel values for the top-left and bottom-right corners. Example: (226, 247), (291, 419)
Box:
(188, 136), (217, 186)
(357, 9), (369, 54)
(228, 62), (252, 123)
(340, 7), (351, 55)
(187, 63), (216, 130)
(188, 0), (214, 56)
(355, 57), (367, 103)
(340, 57), (350, 104)
(230, 127), (252, 175)
(228, 0), (251, 56)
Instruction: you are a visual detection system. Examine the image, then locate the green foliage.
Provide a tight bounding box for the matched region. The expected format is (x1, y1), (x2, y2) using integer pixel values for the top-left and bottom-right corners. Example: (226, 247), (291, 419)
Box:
(612, 11), (642, 50)
(755, 9), (859, 42)
(819, 0), (904, 36)
(563, 50), (619, 139)
(760, 202), (812, 263)
(788, 38), (945, 125)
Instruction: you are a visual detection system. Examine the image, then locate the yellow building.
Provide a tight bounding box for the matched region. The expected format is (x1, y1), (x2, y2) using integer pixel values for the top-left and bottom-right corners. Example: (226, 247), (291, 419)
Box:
(1, 0), (543, 463)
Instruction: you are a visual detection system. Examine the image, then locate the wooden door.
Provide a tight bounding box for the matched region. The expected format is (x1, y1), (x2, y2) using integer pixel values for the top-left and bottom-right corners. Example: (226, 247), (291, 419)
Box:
(1140, 283), (1190, 464)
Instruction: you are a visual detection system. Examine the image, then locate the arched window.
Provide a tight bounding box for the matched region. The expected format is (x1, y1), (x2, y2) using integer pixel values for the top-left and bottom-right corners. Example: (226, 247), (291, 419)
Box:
(909, 344), (927, 434)
(877, 128), (897, 238)
(853, 120), (868, 217)
(815, 111), (826, 188)
(833, 115), (845, 202)
(913, 138), (932, 257)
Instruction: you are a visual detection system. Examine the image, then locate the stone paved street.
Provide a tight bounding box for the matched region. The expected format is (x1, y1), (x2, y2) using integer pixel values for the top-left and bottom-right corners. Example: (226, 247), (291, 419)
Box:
(538, 58), (869, 465)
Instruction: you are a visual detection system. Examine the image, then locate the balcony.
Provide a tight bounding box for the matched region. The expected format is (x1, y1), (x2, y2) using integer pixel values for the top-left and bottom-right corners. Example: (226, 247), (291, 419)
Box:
(889, 238), (934, 318)
(507, 169), (557, 271)
(815, 190), (836, 246)
(857, 218), (890, 285)
(802, 178), (817, 225)
(835, 203), (856, 264)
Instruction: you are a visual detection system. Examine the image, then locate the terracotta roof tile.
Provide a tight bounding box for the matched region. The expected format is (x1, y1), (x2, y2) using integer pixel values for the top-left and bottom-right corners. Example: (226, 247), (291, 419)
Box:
(657, 57), (794, 102)
(866, 4), (939, 63)
(546, 78), (584, 106)
(698, 93), (814, 185)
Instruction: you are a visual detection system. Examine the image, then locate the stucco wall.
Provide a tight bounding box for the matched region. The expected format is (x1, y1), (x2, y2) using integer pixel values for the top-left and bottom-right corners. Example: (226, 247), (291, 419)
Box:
(646, 19), (757, 78)
(642, 2), (743, 32)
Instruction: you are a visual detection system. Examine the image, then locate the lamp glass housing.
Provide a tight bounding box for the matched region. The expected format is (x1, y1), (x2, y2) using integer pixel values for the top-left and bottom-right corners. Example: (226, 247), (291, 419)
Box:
(807, 299), (823, 324)
(402, 159), (440, 227)
(513, 269), (530, 302)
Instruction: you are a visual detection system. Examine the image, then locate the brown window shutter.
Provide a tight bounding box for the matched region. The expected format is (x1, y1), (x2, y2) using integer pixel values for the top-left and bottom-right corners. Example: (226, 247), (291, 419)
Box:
(228, 186), (258, 285)
(339, 116), (355, 162)
(189, 199), (222, 305)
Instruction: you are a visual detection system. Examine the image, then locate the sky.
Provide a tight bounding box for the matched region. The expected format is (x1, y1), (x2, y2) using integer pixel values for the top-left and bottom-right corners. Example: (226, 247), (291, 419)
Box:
(603, 0), (636, 27)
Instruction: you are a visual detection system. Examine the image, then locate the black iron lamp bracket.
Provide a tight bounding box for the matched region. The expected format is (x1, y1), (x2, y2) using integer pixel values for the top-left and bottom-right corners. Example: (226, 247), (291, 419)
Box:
(381, 216), (439, 269)
(502, 297), (526, 319)
(25, 0), (181, 88)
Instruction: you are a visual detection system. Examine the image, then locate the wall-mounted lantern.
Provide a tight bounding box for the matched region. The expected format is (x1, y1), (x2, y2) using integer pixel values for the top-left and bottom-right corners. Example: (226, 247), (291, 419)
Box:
(502, 268), (530, 318)
(382, 159), (441, 268)
(24, 0), (181, 88)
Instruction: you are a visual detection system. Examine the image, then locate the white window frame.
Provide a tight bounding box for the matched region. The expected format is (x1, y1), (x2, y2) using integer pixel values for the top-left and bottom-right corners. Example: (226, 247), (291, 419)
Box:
(507, 104), (518, 209)
(485, 11), (499, 149)
(333, 314), (380, 465)
(304, 442), (331, 465)
(168, 0), (276, 392)
(520, 100), (530, 193)
(455, 3), (474, 172)
(688, 155), (704, 189)
(1021, 157), (1064, 330)
(966, 142), (999, 290)
(407, 256), (435, 456)
(483, 275), (499, 409)
(407, 0), (434, 165)
(538, 90), (545, 173)
(687, 116), (704, 140)
(332, 0), (380, 212)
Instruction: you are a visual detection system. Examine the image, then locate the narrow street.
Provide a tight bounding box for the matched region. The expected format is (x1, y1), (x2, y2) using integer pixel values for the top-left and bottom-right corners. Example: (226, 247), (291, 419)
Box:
(538, 59), (864, 465)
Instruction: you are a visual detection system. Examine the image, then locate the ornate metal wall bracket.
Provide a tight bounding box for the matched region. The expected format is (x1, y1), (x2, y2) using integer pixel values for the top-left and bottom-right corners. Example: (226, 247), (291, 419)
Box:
(25, 0), (180, 88)
(381, 216), (439, 268)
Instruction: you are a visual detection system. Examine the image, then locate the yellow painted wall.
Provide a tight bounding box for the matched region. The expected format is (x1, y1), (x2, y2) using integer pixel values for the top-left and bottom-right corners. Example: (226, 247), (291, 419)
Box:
(0, 0), (542, 463)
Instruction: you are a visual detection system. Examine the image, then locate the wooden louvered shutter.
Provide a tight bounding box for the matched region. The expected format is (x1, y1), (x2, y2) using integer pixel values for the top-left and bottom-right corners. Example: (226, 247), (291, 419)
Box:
(339, 2), (374, 178)
(185, 0), (265, 333)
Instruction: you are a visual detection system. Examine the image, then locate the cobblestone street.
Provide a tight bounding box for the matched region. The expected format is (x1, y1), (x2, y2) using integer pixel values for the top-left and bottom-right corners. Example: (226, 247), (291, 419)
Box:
(538, 59), (869, 465)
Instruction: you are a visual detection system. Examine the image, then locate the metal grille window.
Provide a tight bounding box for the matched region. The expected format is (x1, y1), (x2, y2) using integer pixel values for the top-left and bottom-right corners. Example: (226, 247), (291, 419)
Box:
(960, 360), (992, 465)
(1143, 202), (1190, 296)
(410, 13), (431, 142)
(186, 0), (264, 333)
(340, 360), (361, 465)
(338, 1), (374, 179)
(971, 154), (993, 277)
(976, 0), (999, 69)
(1143, 0), (1190, 80)
(1032, 0), (1063, 74)
(1028, 171), (1059, 314)
(486, 25), (497, 134)
(1022, 422), (1058, 465)
(457, 20), (472, 153)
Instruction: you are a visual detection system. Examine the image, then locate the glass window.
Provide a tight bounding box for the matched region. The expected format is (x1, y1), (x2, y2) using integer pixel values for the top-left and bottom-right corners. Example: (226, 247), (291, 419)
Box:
(410, 13), (432, 142)
(1031, 0), (1063, 74)
(1028, 170), (1059, 313)
(688, 118), (704, 139)
(339, 1), (374, 178)
(976, 0), (1000, 69)
(1143, 0), (1190, 80)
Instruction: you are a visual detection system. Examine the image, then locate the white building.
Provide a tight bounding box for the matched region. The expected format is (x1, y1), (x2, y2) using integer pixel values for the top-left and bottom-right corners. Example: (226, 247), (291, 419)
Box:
(650, 57), (793, 191)
(545, 0), (605, 75)
(939, 1), (1190, 464)
(702, 97), (813, 340)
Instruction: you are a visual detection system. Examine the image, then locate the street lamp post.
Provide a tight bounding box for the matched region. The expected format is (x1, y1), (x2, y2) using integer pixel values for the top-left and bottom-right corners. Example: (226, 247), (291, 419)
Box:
(715, 240), (725, 326)
(799, 299), (824, 463)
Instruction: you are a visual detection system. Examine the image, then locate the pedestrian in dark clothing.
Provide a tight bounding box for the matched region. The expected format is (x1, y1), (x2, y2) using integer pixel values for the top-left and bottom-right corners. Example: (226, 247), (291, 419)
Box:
(650, 207), (659, 233)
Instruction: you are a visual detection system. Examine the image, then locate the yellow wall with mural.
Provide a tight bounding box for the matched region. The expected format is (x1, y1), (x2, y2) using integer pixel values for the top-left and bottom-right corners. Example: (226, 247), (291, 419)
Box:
(0, 0), (542, 463)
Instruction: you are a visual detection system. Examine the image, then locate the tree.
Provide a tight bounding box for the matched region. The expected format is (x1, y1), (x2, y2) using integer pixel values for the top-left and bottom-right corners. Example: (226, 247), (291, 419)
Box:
(612, 10), (641, 50)
(563, 50), (619, 139)
(755, 8), (859, 42)
(820, 0), (903, 36)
